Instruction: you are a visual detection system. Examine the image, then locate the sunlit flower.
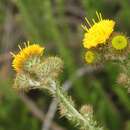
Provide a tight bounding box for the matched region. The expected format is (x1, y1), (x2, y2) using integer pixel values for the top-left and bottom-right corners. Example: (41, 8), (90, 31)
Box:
(85, 51), (95, 64)
(82, 12), (115, 49)
(11, 41), (44, 72)
(111, 35), (128, 50)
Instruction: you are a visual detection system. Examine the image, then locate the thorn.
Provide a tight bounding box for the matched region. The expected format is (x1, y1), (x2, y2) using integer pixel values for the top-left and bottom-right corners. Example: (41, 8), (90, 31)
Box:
(96, 11), (101, 21)
(99, 12), (103, 20)
(18, 45), (22, 50)
(85, 17), (92, 27)
(81, 24), (88, 32)
(10, 52), (16, 57)
(24, 42), (27, 47)
(27, 41), (30, 46)
(92, 19), (96, 24)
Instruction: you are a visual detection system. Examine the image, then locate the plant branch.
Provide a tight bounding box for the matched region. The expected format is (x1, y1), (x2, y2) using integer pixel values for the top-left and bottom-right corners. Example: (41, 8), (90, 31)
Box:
(42, 65), (103, 130)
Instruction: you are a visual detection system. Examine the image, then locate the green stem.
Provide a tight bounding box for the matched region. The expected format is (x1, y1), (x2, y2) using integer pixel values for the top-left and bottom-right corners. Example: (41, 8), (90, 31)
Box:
(53, 82), (103, 130)
(56, 87), (85, 122)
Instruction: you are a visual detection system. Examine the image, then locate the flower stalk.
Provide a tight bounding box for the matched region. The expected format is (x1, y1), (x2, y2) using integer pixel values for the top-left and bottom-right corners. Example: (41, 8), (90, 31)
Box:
(49, 80), (103, 130)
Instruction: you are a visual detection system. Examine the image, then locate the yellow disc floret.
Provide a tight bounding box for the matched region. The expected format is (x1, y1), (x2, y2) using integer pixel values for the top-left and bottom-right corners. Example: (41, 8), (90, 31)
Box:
(85, 51), (95, 64)
(111, 35), (128, 50)
(11, 42), (45, 73)
(82, 12), (115, 49)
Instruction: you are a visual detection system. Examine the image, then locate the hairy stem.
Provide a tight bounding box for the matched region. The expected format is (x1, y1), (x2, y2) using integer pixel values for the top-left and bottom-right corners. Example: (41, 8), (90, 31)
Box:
(56, 87), (85, 121)
(50, 81), (103, 130)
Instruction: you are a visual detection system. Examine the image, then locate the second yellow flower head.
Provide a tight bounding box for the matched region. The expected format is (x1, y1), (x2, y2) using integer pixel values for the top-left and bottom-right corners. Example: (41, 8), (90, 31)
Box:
(82, 12), (115, 49)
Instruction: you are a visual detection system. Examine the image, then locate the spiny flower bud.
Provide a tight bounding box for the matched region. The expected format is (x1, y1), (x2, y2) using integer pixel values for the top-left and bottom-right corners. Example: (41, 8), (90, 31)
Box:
(14, 73), (40, 91)
(85, 51), (95, 64)
(111, 34), (128, 50)
(80, 104), (93, 115)
(117, 73), (129, 86)
(37, 56), (63, 79)
(79, 104), (102, 130)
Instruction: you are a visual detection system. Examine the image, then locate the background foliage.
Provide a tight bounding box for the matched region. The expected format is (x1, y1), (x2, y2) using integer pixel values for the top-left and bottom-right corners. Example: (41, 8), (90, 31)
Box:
(0, 0), (130, 130)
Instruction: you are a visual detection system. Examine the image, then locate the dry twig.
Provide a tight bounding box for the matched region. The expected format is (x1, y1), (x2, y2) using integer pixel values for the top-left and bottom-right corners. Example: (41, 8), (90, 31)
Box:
(19, 92), (66, 130)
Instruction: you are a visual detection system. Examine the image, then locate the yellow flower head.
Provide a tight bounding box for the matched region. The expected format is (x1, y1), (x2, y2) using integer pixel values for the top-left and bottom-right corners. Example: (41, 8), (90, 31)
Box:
(82, 12), (115, 49)
(85, 51), (95, 64)
(11, 42), (45, 73)
(111, 35), (128, 50)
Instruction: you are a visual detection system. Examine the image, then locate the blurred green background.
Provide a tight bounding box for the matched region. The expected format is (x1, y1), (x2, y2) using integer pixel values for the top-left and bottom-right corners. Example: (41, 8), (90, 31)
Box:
(0, 0), (130, 130)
